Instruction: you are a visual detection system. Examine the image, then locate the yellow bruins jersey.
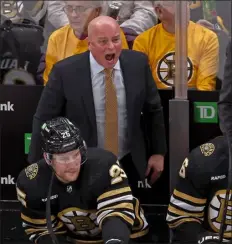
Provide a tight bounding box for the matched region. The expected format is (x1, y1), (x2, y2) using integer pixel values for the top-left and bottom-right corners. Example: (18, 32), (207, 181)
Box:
(133, 21), (219, 91)
(166, 136), (231, 239)
(43, 24), (129, 84)
(16, 148), (148, 243)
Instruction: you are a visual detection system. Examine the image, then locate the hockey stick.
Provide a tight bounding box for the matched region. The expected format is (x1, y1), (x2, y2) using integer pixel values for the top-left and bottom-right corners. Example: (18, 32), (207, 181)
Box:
(218, 135), (232, 242)
(46, 171), (60, 244)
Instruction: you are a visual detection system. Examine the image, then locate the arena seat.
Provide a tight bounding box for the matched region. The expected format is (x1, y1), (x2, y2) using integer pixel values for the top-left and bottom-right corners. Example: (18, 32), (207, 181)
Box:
(0, 18), (44, 85)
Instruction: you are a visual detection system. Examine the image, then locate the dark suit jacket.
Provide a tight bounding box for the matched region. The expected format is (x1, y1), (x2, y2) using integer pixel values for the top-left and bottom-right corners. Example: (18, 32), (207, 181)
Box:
(218, 40), (232, 143)
(28, 50), (167, 179)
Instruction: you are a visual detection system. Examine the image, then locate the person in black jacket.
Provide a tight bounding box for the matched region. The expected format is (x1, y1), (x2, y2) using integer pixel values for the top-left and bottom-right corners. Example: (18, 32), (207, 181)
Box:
(218, 40), (232, 141)
(28, 16), (167, 192)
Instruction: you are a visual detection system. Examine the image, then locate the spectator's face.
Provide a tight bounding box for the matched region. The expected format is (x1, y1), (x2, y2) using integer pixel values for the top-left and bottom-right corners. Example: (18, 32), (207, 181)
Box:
(155, 3), (176, 23)
(155, 3), (190, 24)
(88, 23), (122, 69)
(64, 1), (101, 36)
(52, 149), (81, 183)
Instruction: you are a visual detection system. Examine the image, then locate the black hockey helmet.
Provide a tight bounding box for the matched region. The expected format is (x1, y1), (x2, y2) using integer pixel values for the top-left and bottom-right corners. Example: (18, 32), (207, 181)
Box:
(41, 117), (87, 164)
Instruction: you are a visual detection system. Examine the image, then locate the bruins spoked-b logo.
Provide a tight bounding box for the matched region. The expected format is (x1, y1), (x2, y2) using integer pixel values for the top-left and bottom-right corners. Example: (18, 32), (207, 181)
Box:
(156, 52), (193, 86)
(208, 190), (232, 238)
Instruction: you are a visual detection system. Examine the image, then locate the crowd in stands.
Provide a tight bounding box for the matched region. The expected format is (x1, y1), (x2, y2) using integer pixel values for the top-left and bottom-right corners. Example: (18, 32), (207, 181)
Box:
(0, 0), (230, 89)
(1, 1), (232, 243)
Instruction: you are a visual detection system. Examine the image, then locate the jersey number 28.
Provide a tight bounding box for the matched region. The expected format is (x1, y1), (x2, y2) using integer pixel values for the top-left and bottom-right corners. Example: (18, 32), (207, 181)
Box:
(179, 158), (189, 178)
(109, 163), (127, 185)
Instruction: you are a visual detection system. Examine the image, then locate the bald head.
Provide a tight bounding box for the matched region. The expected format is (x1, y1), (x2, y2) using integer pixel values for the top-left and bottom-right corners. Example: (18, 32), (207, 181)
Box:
(87, 16), (122, 69)
(88, 16), (120, 40)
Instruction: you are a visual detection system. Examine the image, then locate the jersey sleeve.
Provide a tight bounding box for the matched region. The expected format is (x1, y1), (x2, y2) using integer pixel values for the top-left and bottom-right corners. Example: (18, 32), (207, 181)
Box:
(16, 164), (67, 243)
(120, 28), (129, 50)
(166, 146), (211, 229)
(132, 31), (149, 55)
(94, 154), (148, 236)
(43, 34), (58, 85)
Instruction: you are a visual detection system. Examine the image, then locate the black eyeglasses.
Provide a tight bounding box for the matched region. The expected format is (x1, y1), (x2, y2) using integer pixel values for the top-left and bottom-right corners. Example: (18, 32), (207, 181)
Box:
(63, 5), (93, 15)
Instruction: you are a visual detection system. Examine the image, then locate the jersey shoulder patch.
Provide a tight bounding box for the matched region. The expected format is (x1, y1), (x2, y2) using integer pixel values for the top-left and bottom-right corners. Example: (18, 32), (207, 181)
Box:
(17, 160), (50, 190)
(199, 142), (215, 157)
(24, 163), (39, 180)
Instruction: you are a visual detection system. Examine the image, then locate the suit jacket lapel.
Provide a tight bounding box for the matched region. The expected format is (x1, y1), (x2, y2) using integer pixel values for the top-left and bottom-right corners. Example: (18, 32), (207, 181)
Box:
(78, 51), (97, 139)
(119, 51), (136, 115)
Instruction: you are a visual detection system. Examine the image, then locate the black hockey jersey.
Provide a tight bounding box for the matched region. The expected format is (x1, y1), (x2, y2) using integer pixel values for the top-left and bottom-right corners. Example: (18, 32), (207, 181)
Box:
(167, 136), (231, 239)
(16, 148), (148, 243)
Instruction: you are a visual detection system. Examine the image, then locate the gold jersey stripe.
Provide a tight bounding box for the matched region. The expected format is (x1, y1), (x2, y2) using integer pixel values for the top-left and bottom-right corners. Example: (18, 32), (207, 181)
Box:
(97, 202), (134, 215)
(168, 217), (201, 228)
(16, 187), (26, 199)
(26, 228), (47, 235)
(174, 189), (207, 204)
(97, 187), (131, 201)
(21, 213), (55, 225)
(168, 205), (204, 218)
(130, 228), (149, 239)
(132, 198), (144, 231)
(18, 196), (27, 208)
(25, 221), (64, 235)
(99, 212), (134, 229)
(58, 207), (96, 218)
(34, 231), (67, 244)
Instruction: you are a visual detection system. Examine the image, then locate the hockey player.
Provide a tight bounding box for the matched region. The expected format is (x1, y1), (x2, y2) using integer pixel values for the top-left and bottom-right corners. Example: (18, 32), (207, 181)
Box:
(166, 136), (231, 243)
(16, 117), (148, 244)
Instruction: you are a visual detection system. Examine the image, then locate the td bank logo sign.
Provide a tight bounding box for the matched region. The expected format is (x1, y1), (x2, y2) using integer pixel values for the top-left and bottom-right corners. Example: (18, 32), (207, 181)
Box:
(0, 101), (14, 111)
(24, 133), (32, 154)
(138, 178), (151, 188)
(1, 175), (15, 184)
(194, 102), (218, 123)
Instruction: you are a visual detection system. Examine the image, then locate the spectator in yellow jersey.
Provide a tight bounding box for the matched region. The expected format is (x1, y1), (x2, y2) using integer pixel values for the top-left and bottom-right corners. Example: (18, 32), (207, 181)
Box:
(43, 0), (129, 85)
(133, 1), (219, 91)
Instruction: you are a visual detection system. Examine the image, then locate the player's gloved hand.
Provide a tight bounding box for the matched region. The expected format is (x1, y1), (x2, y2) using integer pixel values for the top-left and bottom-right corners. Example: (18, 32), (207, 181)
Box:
(197, 232), (229, 244)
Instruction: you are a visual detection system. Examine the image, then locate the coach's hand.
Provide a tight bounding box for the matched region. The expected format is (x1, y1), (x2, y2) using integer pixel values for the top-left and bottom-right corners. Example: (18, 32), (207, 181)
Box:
(145, 154), (164, 184)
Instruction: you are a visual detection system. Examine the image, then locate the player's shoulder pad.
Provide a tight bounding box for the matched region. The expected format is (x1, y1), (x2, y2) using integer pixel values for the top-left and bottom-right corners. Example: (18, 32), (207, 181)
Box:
(181, 136), (227, 178)
(194, 136), (226, 159)
(86, 147), (118, 171)
(84, 148), (126, 185)
(193, 20), (218, 39)
(16, 159), (51, 190)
